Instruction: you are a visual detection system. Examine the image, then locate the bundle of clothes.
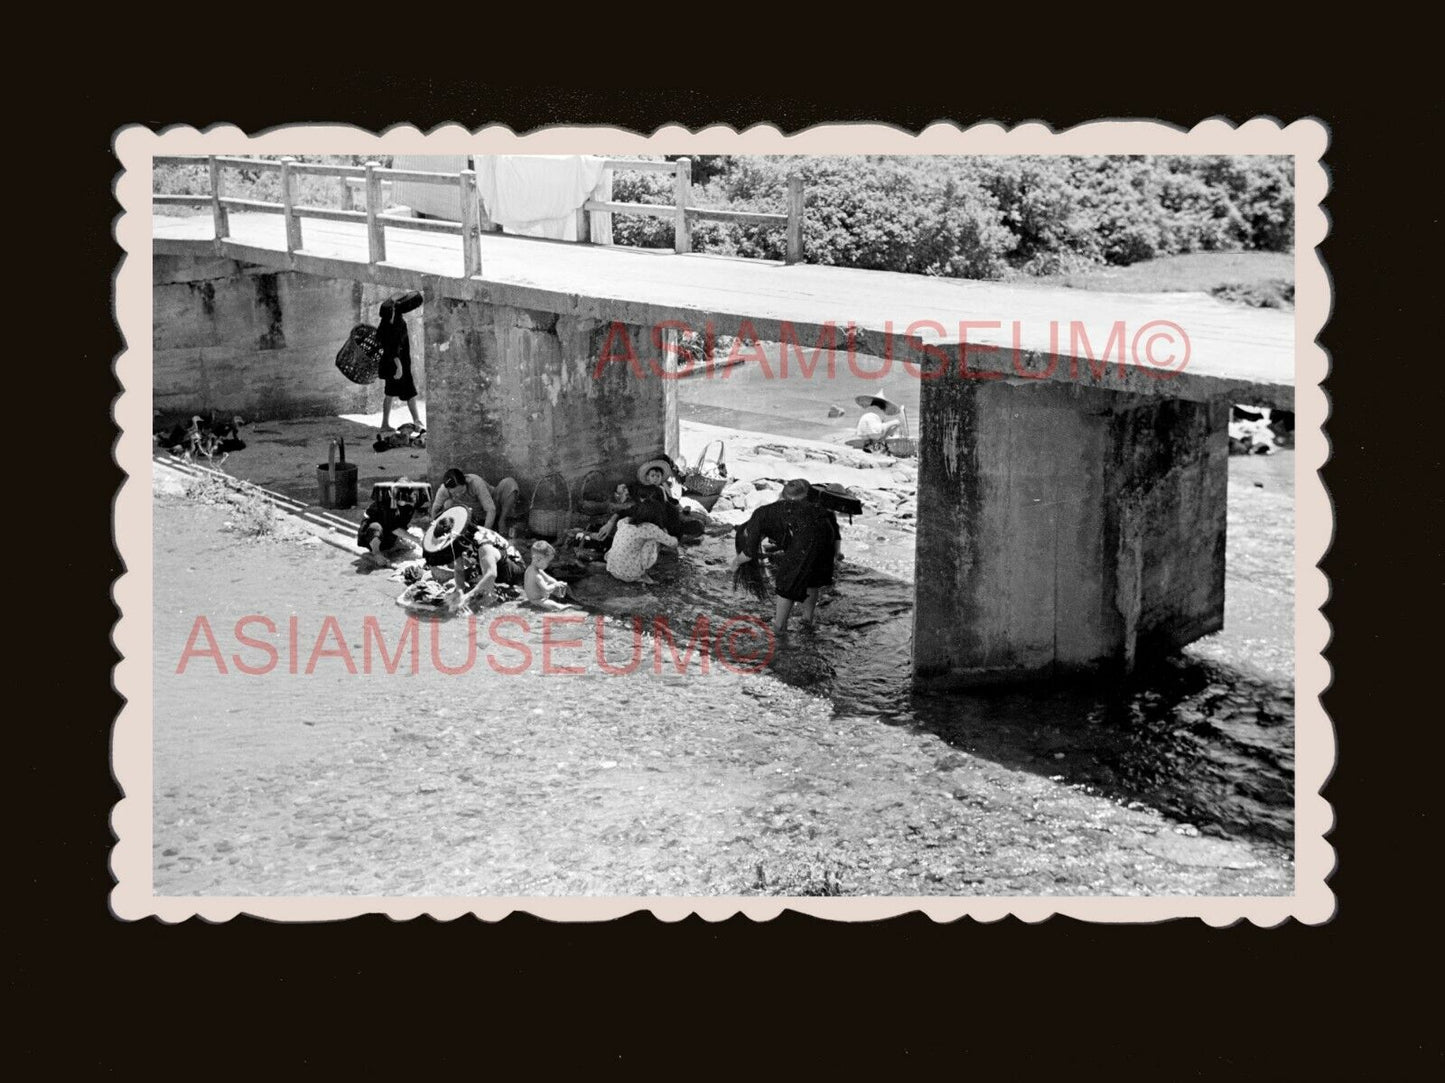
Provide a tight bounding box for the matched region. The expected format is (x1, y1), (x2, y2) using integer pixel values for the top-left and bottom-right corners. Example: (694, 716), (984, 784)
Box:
(155, 413), (246, 465)
(372, 422), (427, 452)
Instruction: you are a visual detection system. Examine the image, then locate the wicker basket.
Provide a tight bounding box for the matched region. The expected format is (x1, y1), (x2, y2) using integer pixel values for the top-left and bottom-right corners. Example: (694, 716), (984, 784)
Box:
(575, 469), (612, 517)
(334, 324), (383, 384)
(682, 440), (729, 497)
(528, 472), (577, 539)
(884, 436), (917, 458)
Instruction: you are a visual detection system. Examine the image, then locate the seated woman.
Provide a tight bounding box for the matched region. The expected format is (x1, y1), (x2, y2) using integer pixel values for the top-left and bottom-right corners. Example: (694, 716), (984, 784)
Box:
(604, 501), (679, 585)
(357, 487), (420, 567)
(731, 478), (842, 636)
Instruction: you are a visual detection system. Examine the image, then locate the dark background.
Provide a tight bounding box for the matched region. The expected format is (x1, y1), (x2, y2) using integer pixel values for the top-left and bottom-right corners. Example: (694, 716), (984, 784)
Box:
(21, 58), (1435, 1072)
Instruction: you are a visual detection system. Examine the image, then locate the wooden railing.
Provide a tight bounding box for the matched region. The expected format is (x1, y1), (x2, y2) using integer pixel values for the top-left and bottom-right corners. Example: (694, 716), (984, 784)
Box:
(584, 157), (805, 263)
(154, 155), (806, 272)
(153, 156), (484, 276)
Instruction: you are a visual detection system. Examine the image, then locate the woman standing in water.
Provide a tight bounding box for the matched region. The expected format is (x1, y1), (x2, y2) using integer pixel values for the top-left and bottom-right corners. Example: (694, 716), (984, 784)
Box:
(731, 478), (841, 638)
(378, 293), (424, 433)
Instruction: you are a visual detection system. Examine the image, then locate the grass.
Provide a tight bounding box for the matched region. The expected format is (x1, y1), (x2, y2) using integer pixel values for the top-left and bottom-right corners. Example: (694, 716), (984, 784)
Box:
(1034, 251), (1295, 306)
(183, 474), (279, 537)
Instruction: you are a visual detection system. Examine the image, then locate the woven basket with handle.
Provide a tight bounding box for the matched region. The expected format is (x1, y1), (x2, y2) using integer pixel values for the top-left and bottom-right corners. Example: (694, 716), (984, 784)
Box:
(334, 324), (383, 384)
(575, 469), (613, 517)
(528, 472), (577, 539)
(682, 439), (729, 497)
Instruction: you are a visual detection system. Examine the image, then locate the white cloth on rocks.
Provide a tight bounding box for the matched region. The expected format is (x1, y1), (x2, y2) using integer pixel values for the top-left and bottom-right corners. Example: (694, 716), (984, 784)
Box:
(475, 156), (613, 242)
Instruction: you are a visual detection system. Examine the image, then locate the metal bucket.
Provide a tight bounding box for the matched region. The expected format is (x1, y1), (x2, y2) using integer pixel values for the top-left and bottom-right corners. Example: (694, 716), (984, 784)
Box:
(317, 438), (358, 508)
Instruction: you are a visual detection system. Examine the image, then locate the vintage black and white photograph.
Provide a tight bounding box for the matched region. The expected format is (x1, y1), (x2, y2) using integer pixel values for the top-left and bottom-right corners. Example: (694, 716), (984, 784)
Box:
(116, 123), (1329, 919)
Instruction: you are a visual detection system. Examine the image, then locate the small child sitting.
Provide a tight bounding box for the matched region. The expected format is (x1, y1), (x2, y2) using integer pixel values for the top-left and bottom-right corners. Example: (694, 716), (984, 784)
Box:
(523, 540), (577, 608)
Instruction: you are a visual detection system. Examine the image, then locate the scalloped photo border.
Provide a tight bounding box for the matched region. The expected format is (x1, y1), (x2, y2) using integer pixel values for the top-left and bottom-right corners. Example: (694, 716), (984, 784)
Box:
(111, 118), (1332, 924)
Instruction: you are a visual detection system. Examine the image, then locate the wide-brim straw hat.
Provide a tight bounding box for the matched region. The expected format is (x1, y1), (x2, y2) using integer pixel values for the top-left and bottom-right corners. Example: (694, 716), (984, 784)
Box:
(637, 458), (676, 484)
(854, 394), (901, 416)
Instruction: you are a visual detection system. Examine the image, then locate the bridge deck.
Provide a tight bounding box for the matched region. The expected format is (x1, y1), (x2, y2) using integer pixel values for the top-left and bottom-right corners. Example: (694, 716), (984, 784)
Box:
(154, 213), (1295, 408)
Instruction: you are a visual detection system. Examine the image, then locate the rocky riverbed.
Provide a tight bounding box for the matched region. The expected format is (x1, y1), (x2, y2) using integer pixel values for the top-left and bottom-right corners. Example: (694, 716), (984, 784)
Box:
(151, 419), (1294, 896)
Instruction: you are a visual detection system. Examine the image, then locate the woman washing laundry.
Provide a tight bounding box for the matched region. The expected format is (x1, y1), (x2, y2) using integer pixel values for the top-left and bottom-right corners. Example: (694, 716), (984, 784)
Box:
(731, 478), (842, 638)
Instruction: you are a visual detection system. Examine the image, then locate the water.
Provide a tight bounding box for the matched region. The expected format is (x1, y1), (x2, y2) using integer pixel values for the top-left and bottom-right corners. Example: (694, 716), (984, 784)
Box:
(668, 355), (1295, 850)
(648, 546), (1294, 849)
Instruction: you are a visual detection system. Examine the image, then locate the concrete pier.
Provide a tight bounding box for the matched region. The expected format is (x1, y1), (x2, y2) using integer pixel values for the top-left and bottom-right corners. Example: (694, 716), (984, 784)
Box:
(914, 376), (1230, 686)
(422, 299), (678, 496)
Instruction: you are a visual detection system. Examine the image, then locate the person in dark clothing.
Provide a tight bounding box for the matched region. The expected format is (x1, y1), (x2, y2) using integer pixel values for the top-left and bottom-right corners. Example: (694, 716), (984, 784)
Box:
(731, 478), (842, 637)
(378, 294), (423, 433)
(358, 488), (419, 567)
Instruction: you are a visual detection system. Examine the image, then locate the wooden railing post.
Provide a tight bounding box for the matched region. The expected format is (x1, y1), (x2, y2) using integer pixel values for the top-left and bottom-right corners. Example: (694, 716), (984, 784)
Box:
(786, 173), (804, 265)
(459, 169), (482, 278)
(575, 204), (592, 244)
(339, 175), (353, 212)
(365, 161), (386, 266)
(207, 156), (228, 252)
(673, 157), (691, 254)
(280, 157), (302, 255)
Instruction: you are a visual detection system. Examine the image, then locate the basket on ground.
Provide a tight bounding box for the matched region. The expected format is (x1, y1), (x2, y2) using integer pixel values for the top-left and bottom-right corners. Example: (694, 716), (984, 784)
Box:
(528, 472), (578, 539)
(682, 440), (729, 497)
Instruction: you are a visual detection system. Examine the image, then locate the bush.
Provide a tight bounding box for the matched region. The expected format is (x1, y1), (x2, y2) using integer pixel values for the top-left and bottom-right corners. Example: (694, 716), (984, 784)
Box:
(607, 154), (1295, 280)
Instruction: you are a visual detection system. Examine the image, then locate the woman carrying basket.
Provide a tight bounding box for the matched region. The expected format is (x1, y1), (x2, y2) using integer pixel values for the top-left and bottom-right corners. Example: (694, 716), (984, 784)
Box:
(378, 293), (424, 434)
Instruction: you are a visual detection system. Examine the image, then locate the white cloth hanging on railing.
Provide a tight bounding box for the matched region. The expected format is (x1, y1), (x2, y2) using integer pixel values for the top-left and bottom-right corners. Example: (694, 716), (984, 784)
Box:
(474, 155), (612, 242)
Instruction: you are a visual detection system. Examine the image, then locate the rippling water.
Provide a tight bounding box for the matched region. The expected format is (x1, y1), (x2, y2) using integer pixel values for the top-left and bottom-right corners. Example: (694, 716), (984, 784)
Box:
(648, 548), (1296, 849)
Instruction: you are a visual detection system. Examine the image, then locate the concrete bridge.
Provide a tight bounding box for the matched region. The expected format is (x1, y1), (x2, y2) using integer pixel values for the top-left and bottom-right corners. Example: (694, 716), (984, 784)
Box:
(153, 157), (1294, 688)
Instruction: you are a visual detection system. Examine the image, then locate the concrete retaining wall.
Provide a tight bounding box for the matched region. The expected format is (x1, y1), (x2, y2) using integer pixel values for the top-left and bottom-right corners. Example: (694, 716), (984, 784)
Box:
(153, 254), (425, 423)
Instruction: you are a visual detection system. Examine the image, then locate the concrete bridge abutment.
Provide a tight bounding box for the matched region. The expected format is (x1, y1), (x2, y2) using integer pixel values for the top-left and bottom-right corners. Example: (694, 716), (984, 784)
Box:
(913, 374), (1229, 687)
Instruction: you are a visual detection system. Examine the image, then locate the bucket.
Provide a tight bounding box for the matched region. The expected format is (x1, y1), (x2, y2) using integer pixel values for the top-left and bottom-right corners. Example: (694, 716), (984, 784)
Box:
(317, 438), (358, 508)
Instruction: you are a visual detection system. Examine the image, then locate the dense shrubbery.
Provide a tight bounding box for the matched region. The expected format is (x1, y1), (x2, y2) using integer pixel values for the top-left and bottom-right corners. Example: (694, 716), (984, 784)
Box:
(612, 155), (1293, 280)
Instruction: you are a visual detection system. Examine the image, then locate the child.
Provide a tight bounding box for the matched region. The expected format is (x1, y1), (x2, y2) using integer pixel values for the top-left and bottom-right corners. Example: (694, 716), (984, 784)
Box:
(524, 540), (576, 607)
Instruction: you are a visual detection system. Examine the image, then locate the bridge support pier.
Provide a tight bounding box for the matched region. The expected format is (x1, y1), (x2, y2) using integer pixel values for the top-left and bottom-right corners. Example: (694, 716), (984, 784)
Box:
(421, 297), (679, 497)
(913, 376), (1229, 687)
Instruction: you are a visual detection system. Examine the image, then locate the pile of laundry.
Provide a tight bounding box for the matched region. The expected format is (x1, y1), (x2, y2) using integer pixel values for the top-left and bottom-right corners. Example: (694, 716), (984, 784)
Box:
(155, 412), (246, 465)
(373, 423), (426, 452)
(1229, 406), (1294, 455)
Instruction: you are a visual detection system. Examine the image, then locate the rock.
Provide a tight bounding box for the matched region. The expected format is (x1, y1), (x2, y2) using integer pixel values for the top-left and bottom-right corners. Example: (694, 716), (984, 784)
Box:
(827, 405), (845, 418)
